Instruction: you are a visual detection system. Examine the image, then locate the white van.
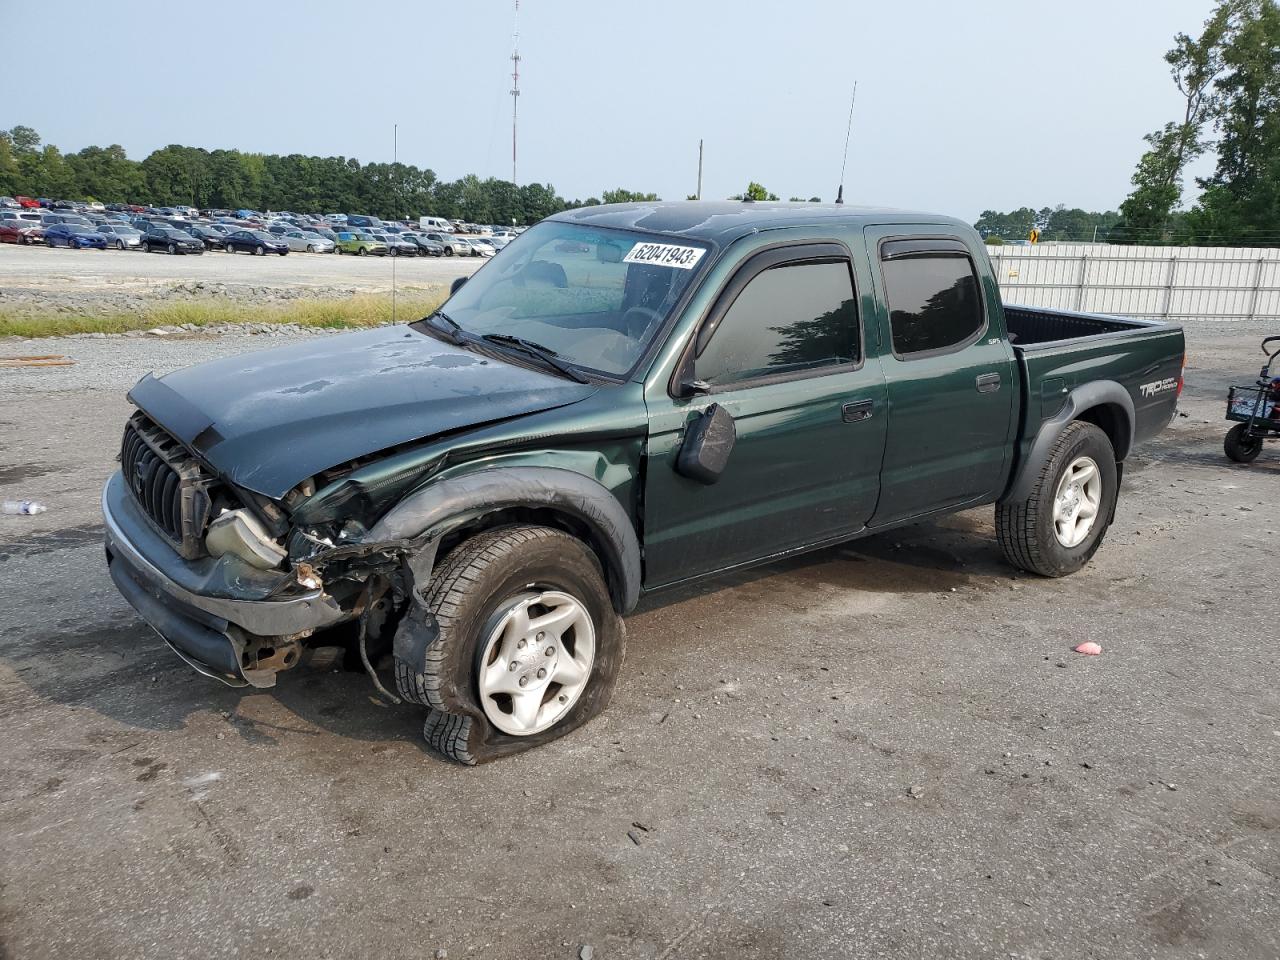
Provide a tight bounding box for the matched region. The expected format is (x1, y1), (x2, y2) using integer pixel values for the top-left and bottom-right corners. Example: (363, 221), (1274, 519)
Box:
(418, 216), (454, 233)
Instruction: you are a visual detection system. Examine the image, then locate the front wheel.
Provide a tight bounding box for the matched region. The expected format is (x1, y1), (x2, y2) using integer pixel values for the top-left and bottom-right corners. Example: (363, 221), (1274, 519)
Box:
(444, 246), (453, 257)
(396, 525), (625, 765)
(167, 242), (177, 255)
(996, 421), (1118, 578)
(253, 245), (264, 256)
(117, 240), (126, 250)
(1224, 422), (1263, 463)
(357, 246), (366, 256)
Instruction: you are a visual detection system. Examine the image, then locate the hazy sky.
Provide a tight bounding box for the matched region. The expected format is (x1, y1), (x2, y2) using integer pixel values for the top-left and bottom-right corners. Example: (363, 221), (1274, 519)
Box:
(4, 1), (1218, 220)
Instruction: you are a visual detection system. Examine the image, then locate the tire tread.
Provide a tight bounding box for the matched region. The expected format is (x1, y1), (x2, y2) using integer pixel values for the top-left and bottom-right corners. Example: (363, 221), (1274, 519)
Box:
(996, 421), (1110, 577)
(395, 525), (577, 763)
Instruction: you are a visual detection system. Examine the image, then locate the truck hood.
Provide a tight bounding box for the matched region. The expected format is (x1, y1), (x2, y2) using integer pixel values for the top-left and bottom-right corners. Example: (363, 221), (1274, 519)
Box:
(129, 325), (597, 498)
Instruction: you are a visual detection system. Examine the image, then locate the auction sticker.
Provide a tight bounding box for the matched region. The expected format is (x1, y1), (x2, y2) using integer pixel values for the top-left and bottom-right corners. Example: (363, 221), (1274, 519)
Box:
(623, 242), (705, 270)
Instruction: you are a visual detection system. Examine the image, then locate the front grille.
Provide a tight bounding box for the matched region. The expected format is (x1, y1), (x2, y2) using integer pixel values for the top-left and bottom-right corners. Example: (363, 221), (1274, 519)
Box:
(121, 413), (214, 559)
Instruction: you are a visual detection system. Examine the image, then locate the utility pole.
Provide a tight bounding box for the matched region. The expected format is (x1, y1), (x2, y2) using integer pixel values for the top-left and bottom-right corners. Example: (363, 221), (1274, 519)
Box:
(696, 139), (703, 200)
(511, 0), (521, 185)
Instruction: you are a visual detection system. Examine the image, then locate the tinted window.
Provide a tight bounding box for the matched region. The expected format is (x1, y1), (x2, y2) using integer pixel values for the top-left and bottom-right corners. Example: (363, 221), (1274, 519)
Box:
(882, 254), (984, 356)
(695, 261), (858, 388)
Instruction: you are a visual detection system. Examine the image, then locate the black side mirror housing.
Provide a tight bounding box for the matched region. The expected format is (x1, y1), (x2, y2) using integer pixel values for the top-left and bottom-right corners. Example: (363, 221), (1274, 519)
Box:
(676, 403), (736, 484)
(450, 276), (468, 295)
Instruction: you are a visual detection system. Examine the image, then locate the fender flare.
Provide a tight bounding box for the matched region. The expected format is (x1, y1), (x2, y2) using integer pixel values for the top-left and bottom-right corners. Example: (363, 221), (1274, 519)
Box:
(367, 466), (642, 614)
(1002, 380), (1134, 504)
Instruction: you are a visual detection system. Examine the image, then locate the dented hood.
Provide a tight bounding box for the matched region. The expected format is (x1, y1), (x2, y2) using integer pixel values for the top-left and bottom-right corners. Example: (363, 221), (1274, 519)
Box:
(129, 325), (597, 498)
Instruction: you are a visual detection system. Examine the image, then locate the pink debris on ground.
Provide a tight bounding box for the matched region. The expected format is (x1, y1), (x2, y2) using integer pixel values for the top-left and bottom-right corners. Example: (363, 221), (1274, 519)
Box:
(1073, 642), (1103, 656)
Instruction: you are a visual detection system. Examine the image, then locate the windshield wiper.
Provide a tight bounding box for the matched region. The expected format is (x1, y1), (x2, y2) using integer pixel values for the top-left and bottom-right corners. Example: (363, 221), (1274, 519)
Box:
(424, 310), (466, 345)
(480, 334), (590, 384)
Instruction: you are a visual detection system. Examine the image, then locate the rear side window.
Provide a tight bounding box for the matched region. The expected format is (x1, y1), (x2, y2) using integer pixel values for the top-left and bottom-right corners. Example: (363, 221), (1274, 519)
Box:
(696, 261), (858, 388)
(881, 253), (984, 356)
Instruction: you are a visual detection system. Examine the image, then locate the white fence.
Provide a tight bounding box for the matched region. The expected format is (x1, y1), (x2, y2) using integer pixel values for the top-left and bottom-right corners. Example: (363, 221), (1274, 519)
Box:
(987, 244), (1280, 322)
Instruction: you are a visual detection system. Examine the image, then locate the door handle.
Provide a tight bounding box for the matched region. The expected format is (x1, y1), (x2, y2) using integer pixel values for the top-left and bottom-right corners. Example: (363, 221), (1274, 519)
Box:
(976, 372), (1002, 394)
(842, 399), (875, 423)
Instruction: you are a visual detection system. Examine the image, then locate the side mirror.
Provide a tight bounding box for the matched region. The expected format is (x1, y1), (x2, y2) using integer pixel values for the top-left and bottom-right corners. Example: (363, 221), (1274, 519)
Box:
(676, 403), (736, 484)
(450, 276), (468, 295)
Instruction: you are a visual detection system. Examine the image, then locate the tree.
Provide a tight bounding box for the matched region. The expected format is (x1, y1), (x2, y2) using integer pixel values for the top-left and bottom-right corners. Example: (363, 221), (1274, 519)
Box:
(601, 188), (660, 204)
(1189, 0), (1280, 242)
(735, 181), (779, 201)
(1116, 1), (1274, 241)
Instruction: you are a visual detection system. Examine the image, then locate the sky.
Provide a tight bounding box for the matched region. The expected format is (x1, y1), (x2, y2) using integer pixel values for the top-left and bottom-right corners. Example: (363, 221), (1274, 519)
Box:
(4, 0), (1220, 221)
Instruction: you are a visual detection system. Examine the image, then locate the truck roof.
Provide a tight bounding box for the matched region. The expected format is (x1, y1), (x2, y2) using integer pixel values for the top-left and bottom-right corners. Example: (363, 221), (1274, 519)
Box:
(549, 200), (971, 246)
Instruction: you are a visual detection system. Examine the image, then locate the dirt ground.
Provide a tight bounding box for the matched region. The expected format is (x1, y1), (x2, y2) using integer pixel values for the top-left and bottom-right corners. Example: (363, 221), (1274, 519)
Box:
(1, 317), (1278, 960)
(0, 242), (478, 316)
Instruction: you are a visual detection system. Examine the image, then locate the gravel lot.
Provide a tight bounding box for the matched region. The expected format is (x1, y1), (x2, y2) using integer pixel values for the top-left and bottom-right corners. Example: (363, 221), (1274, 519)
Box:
(0, 243), (479, 316)
(1, 317), (1278, 959)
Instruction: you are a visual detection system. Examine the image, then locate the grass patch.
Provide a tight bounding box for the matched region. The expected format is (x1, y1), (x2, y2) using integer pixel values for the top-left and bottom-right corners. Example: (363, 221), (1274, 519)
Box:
(0, 290), (447, 339)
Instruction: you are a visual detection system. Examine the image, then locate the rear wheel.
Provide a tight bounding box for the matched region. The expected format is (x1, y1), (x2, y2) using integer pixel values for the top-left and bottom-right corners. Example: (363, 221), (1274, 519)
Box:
(396, 525), (625, 765)
(1224, 422), (1263, 463)
(996, 421), (1117, 578)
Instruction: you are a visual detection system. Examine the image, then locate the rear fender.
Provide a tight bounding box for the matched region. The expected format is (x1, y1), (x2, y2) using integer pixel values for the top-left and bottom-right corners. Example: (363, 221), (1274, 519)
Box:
(1002, 380), (1134, 504)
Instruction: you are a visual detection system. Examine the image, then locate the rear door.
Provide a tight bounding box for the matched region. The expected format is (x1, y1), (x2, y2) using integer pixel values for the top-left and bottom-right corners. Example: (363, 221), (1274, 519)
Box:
(863, 228), (1016, 525)
(643, 242), (887, 586)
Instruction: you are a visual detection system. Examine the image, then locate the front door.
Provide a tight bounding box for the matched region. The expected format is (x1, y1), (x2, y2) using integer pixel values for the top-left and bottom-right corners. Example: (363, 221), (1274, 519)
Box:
(862, 227), (1016, 525)
(643, 243), (887, 587)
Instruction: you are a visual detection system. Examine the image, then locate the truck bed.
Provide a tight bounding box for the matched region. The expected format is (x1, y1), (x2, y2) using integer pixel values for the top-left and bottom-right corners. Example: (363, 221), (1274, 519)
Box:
(1003, 304), (1185, 474)
(1004, 305), (1146, 346)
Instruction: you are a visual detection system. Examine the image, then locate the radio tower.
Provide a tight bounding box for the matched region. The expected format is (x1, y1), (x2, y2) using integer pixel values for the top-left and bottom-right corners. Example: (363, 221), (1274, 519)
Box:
(510, 0), (521, 185)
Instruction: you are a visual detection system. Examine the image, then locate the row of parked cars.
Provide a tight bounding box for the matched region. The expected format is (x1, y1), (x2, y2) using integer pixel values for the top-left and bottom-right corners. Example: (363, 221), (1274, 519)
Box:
(0, 197), (521, 259)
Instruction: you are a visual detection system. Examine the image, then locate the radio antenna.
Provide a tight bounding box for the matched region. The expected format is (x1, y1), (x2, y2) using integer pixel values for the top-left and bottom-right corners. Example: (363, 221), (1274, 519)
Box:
(391, 122), (398, 324)
(835, 81), (857, 205)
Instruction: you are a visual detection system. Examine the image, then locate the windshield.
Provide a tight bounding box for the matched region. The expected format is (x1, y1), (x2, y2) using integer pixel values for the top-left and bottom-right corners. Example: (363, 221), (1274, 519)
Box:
(440, 220), (709, 376)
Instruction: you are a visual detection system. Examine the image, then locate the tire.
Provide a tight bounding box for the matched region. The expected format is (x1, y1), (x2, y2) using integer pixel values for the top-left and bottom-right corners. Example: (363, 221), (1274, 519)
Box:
(357, 246), (366, 256)
(1224, 422), (1263, 463)
(69, 238), (79, 249)
(444, 246), (453, 257)
(995, 421), (1117, 578)
(396, 525), (625, 765)
(116, 240), (126, 251)
(167, 242), (177, 255)
(253, 245), (264, 256)
(308, 244), (319, 253)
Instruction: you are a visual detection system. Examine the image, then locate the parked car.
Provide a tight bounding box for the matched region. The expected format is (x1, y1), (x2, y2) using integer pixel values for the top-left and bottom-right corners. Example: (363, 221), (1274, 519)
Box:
(335, 230), (387, 256)
(97, 223), (144, 249)
(418, 216), (453, 233)
(0, 196), (18, 209)
(0, 220), (45, 244)
(184, 224), (228, 250)
(283, 230), (335, 253)
(457, 236), (495, 258)
(101, 201), (1185, 764)
(14, 196), (40, 208)
(423, 231), (473, 256)
(402, 233), (445, 257)
(44, 223), (108, 249)
(370, 231), (418, 256)
(224, 229), (289, 255)
(43, 212), (93, 228)
(142, 226), (205, 255)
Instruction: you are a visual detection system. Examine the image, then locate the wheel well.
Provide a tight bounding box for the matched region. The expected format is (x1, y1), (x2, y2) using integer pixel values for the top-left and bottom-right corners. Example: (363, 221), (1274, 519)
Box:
(1075, 403), (1130, 460)
(436, 507), (624, 611)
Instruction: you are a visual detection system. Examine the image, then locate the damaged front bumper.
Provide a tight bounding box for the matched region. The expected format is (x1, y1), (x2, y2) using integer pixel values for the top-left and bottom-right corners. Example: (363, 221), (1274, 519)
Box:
(102, 471), (346, 687)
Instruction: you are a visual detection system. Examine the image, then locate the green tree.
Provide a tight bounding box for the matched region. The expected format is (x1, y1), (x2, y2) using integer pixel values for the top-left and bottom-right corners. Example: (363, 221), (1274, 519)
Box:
(1189, 0), (1280, 242)
(601, 188), (660, 204)
(1115, 1), (1236, 242)
(735, 181), (779, 201)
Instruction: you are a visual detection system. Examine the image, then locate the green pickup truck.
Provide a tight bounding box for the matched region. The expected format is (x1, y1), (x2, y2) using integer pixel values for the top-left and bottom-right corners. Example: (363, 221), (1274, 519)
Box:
(103, 202), (1185, 763)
